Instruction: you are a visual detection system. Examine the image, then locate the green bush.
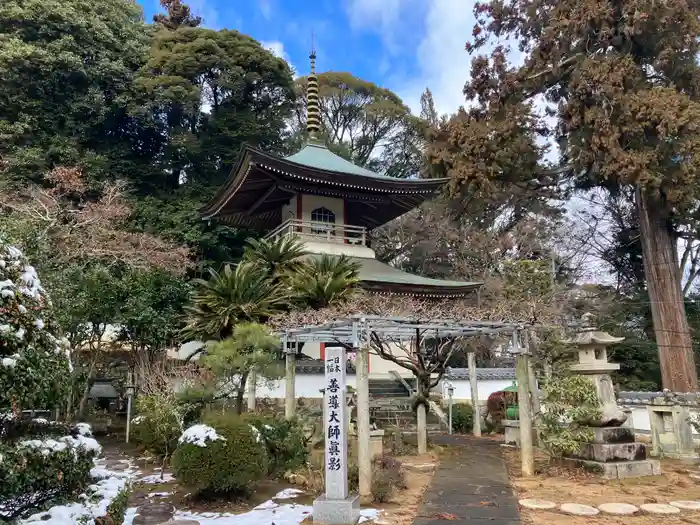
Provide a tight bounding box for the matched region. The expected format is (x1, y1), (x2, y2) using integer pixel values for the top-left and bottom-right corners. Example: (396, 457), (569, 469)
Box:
(247, 415), (309, 475)
(132, 394), (184, 458)
(172, 414), (268, 496)
(96, 483), (131, 525)
(451, 403), (474, 434)
(0, 436), (99, 520)
(539, 375), (600, 458)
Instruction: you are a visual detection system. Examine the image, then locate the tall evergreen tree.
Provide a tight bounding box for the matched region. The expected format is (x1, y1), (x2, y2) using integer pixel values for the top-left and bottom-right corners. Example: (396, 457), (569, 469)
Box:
(0, 0), (150, 187)
(430, 0), (700, 391)
(153, 0), (202, 29)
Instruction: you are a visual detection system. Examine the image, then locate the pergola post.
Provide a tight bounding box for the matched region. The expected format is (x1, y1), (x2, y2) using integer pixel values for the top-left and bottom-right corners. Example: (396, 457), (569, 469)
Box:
(467, 351), (482, 437)
(285, 335), (296, 420)
(355, 320), (372, 500)
(514, 329), (535, 476)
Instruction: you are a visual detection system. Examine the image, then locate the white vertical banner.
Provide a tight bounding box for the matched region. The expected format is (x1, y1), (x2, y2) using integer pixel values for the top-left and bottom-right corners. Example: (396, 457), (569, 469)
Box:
(324, 346), (348, 500)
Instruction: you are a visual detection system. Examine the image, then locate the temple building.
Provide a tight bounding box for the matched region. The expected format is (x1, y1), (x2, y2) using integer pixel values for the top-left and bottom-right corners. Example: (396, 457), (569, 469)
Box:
(200, 50), (481, 378)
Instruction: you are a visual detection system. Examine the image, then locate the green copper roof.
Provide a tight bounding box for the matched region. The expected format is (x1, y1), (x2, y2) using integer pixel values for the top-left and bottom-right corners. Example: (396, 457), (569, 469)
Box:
(284, 141), (397, 180)
(307, 254), (482, 294)
(352, 257), (480, 288)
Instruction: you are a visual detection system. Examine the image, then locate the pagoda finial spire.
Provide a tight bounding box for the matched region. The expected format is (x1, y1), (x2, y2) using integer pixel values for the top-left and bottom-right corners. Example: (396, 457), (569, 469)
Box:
(306, 35), (321, 142)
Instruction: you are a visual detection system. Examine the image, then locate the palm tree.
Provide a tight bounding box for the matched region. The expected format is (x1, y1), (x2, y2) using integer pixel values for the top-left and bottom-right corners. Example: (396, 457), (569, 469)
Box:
(182, 263), (289, 341)
(242, 236), (308, 281)
(292, 255), (361, 309)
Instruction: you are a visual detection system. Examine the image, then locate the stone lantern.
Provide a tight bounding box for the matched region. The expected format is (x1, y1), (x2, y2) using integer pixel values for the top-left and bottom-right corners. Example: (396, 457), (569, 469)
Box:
(564, 313), (627, 427)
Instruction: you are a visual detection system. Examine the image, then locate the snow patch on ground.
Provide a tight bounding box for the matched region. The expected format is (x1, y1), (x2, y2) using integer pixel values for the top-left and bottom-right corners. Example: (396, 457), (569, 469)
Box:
(274, 488), (305, 500)
(179, 424), (225, 447)
(123, 502), (379, 525)
(139, 472), (176, 484)
(147, 491), (174, 498)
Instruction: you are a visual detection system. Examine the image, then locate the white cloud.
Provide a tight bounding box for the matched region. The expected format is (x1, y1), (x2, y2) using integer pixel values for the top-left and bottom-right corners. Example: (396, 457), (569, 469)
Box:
(343, 0), (476, 116)
(345, 0), (403, 32)
(260, 40), (296, 72)
(259, 0), (273, 20)
(400, 1), (478, 116)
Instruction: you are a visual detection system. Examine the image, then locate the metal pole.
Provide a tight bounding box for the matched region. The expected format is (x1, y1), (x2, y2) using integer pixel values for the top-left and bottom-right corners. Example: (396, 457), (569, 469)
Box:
(448, 386), (453, 434)
(125, 393), (132, 444)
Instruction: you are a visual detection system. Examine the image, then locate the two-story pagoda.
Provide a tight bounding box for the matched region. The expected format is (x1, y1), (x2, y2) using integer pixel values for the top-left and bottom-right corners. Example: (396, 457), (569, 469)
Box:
(201, 51), (480, 300)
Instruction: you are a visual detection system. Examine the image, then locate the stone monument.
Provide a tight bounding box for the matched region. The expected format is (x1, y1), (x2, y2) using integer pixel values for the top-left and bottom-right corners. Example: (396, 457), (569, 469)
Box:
(563, 314), (661, 479)
(313, 346), (360, 525)
(647, 391), (696, 459)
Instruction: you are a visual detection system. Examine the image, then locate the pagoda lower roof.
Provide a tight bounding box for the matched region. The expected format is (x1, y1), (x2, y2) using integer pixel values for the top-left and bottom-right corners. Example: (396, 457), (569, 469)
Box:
(200, 143), (448, 231)
(309, 254), (482, 298)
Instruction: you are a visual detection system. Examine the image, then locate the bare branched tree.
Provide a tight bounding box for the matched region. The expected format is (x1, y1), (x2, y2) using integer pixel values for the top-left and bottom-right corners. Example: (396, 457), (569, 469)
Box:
(368, 329), (462, 400)
(0, 166), (192, 273)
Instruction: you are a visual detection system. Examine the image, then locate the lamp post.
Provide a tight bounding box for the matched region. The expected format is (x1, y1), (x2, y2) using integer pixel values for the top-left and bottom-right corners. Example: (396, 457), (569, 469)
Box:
(125, 378), (135, 444)
(447, 384), (455, 434)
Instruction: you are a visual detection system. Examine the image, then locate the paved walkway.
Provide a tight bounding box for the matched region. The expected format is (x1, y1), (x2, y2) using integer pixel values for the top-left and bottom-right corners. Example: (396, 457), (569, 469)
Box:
(414, 435), (520, 525)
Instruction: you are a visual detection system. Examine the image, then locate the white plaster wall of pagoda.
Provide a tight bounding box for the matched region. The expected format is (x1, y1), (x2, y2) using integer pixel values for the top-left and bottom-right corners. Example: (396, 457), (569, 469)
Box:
(300, 239), (376, 258)
(281, 195), (297, 222)
(440, 378), (516, 404)
(300, 194), (345, 225)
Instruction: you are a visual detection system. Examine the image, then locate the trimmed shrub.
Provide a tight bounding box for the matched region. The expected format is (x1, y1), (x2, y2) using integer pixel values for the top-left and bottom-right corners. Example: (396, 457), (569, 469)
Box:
(0, 435), (101, 520)
(247, 415), (309, 475)
(451, 403), (474, 434)
(172, 413), (268, 496)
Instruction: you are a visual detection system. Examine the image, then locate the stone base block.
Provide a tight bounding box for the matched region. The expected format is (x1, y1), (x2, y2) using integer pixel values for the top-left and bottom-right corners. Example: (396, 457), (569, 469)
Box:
(313, 495), (360, 525)
(590, 426), (635, 444)
(577, 442), (646, 462)
(562, 458), (661, 479)
(503, 420), (520, 445)
(502, 420), (536, 447)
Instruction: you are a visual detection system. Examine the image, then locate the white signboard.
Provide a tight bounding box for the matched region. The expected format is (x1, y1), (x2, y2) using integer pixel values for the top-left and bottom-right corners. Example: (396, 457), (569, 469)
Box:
(324, 346), (348, 500)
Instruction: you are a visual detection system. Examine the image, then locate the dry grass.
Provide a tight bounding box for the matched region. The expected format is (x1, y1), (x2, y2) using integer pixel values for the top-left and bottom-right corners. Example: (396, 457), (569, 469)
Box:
(371, 453), (438, 525)
(504, 449), (700, 524)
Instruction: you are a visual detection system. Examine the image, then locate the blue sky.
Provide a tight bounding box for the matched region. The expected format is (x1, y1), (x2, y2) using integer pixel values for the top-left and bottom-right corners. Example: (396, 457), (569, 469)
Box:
(138, 0), (478, 116)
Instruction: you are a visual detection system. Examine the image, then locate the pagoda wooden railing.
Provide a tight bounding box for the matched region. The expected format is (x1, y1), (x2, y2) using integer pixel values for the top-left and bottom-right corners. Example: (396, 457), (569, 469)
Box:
(265, 218), (367, 246)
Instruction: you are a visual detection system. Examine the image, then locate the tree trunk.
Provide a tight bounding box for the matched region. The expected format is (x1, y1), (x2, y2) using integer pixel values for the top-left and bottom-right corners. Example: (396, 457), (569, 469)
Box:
(636, 187), (698, 392)
(247, 368), (257, 412)
(235, 372), (249, 414)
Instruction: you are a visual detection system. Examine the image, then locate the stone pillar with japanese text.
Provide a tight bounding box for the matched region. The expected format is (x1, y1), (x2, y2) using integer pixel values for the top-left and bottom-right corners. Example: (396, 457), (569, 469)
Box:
(313, 346), (360, 525)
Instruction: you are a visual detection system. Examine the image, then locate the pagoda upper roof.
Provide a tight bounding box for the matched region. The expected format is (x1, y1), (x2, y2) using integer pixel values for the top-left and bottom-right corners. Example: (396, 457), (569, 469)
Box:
(200, 142), (448, 231)
(285, 141), (398, 179)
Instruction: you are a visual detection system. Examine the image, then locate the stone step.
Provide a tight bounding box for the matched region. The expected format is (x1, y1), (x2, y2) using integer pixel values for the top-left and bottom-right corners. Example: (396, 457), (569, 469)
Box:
(562, 457), (661, 479)
(576, 442), (647, 463)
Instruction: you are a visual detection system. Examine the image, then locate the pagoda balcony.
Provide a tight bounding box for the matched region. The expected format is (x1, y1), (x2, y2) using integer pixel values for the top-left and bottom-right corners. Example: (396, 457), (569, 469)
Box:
(264, 218), (375, 258)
